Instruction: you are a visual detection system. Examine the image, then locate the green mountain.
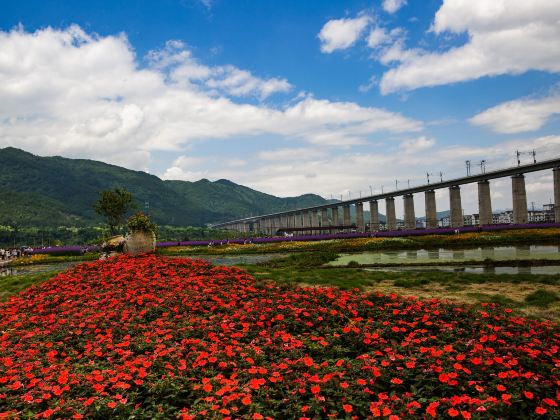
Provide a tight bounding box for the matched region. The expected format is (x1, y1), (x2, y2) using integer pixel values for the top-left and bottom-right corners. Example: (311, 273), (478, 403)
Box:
(0, 147), (328, 227)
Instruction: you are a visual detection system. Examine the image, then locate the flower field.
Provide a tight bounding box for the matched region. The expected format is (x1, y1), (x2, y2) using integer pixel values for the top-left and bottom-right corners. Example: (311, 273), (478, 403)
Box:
(1, 255), (559, 419)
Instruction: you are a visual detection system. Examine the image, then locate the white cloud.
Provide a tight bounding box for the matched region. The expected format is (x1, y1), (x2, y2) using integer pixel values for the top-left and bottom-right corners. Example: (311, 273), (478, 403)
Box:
(149, 40), (292, 99)
(257, 148), (328, 161)
(399, 136), (435, 152)
(0, 25), (422, 171)
(187, 135), (560, 216)
(469, 88), (560, 134)
(318, 15), (371, 53)
(379, 0), (560, 94)
(366, 27), (390, 48)
(382, 0), (407, 14)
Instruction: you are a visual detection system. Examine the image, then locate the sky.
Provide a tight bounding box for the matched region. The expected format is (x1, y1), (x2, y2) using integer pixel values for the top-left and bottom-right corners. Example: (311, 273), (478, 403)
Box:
(1, 0), (560, 218)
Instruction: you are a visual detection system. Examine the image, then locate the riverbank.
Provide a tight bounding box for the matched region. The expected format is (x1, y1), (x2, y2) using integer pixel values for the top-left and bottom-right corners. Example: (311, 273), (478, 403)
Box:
(240, 251), (560, 322)
(157, 227), (560, 256)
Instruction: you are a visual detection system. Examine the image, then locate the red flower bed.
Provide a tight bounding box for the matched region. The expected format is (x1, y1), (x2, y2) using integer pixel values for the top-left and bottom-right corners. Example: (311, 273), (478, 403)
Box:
(1, 255), (559, 419)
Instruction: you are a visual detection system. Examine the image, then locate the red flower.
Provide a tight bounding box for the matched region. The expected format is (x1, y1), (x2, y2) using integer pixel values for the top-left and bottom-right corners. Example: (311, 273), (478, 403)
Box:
(303, 357), (314, 367)
(311, 385), (320, 394)
(535, 407), (547, 415)
(426, 402), (439, 417)
(448, 407), (459, 417)
(343, 404), (352, 413)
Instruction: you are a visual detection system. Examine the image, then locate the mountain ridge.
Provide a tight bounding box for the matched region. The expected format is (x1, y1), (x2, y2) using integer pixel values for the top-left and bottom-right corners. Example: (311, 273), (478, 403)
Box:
(0, 147), (328, 227)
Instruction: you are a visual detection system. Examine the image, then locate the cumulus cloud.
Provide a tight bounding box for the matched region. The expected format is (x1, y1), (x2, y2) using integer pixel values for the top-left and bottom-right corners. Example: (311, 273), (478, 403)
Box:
(0, 25), (422, 171)
(382, 0), (407, 14)
(379, 0), (560, 94)
(148, 40), (292, 99)
(469, 88), (560, 134)
(399, 136), (435, 152)
(318, 15), (371, 53)
(192, 135), (560, 215)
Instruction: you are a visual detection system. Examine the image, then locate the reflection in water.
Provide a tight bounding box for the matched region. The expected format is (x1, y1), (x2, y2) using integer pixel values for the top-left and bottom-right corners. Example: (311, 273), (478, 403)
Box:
(333, 245), (560, 275)
(184, 253), (287, 267)
(428, 250), (439, 260)
(365, 265), (560, 275)
(0, 267), (20, 277)
(517, 266), (532, 275)
(483, 265), (496, 274)
(516, 245), (531, 258)
(0, 262), (77, 278)
(453, 250), (465, 259)
(481, 248), (495, 260)
(334, 245), (560, 266)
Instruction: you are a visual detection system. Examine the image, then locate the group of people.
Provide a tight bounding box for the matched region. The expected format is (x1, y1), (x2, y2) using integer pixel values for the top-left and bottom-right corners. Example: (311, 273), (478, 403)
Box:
(0, 247), (31, 260)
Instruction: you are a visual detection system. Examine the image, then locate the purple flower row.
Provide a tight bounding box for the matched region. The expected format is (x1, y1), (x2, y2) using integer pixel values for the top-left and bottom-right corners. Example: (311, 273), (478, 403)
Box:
(26, 223), (560, 255)
(156, 222), (560, 247)
(29, 245), (101, 255)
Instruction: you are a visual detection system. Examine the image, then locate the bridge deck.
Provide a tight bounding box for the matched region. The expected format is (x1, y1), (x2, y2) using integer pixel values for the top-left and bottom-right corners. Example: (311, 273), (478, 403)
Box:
(214, 157), (560, 227)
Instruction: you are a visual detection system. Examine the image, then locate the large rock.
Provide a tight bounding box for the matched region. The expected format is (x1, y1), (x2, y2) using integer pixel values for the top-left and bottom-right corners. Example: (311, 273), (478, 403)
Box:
(124, 231), (156, 256)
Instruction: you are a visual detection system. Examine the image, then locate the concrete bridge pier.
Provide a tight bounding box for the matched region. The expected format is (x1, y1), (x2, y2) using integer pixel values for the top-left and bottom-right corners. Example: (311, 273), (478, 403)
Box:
(332, 206), (340, 230)
(424, 190), (437, 229)
(356, 202), (365, 232)
(478, 180), (493, 226)
(403, 194), (415, 230)
(449, 186), (464, 228)
(321, 208), (329, 234)
(386, 197), (396, 231)
(262, 218), (269, 235)
(369, 200), (379, 232)
(343, 205), (351, 232)
(291, 213), (299, 234)
(554, 167), (560, 223)
(301, 211), (310, 235)
(512, 174), (528, 224)
(311, 210), (319, 235)
(279, 215), (286, 232)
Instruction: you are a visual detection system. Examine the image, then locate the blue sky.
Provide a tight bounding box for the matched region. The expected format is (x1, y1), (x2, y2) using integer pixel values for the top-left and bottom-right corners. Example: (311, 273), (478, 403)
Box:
(1, 0), (560, 216)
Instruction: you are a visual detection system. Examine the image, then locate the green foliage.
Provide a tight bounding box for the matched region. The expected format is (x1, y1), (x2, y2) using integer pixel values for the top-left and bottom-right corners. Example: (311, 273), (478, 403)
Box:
(260, 251), (339, 268)
(93, 187), (134, 234)
(0, 270), (61, 301)
(127, 212), (156, 233)
(525, 289), (560, 307)
(0, 147), (328, 229)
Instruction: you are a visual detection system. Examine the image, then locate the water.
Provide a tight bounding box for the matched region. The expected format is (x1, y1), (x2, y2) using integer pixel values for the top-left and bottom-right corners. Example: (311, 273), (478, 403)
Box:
(365, 265), (560, 275)
(331, 245), (560, 266)
(331, 245), (560, 275)
(0, 262), (77, 277)
(171, 253), (288, 266)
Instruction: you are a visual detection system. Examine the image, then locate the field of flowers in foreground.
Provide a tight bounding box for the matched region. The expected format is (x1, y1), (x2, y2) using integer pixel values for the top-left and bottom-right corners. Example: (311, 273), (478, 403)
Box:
(1, 255), (559, 419)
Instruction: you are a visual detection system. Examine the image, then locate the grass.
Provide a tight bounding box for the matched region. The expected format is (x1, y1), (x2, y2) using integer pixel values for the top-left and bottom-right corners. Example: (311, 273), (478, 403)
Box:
(240, 251), (560, 322)
(525, 289), (560, 307)
(0, 270), (61, 301)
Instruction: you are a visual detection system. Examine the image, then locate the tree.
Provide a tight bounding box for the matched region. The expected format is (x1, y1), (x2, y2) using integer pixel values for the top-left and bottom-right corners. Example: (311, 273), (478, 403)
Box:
(93, 188), (135, 235)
